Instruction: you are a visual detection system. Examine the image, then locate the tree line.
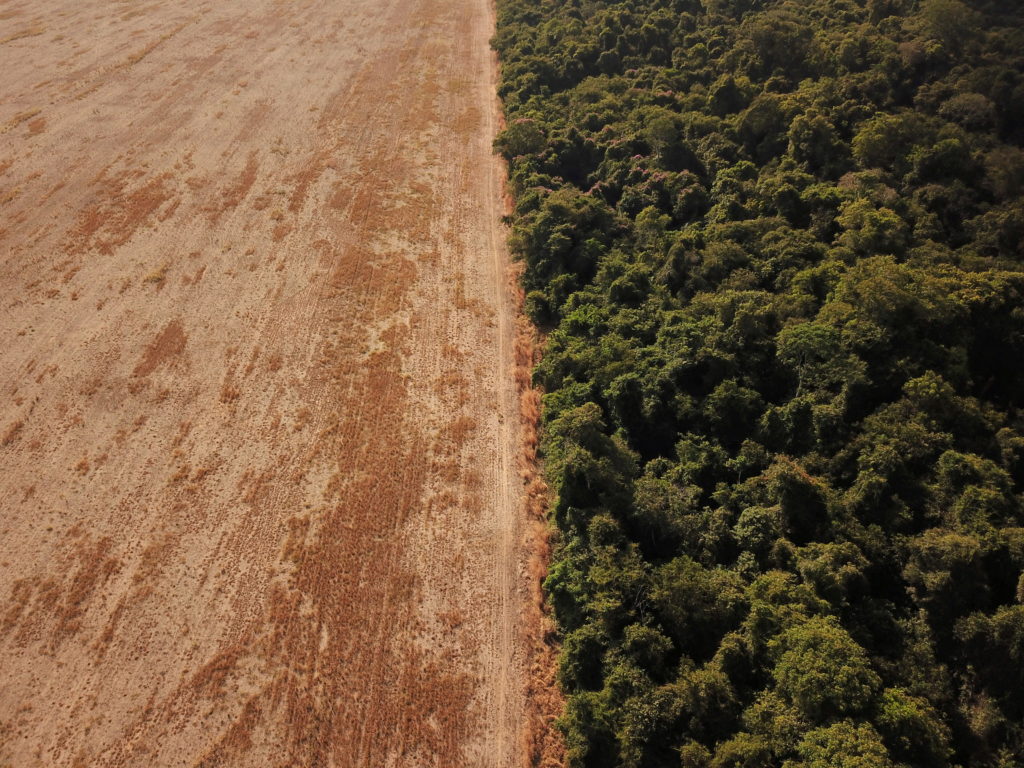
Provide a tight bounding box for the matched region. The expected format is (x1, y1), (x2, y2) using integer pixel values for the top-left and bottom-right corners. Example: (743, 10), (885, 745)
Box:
(493, 0), (1024, 765)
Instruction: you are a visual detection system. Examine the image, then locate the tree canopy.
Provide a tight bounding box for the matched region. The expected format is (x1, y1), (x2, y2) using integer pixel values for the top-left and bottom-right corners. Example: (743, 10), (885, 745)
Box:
(494, 0), (1024, 765)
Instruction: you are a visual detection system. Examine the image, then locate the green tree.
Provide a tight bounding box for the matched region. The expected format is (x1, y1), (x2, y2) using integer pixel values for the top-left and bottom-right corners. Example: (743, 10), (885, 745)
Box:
(783, 721), (899, 768)
(919, 0), (979, 51)
(771, 617), (881, 720)
(875, 687), (952, 768)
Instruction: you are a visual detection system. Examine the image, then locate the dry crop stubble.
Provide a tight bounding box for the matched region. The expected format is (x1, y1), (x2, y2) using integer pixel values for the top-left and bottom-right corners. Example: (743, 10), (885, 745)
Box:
(0, 0), (559, 765)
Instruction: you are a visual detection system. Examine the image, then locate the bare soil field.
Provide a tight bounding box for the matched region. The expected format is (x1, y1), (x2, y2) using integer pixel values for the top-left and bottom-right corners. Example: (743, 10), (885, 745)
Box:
(0, 0), (545, 765)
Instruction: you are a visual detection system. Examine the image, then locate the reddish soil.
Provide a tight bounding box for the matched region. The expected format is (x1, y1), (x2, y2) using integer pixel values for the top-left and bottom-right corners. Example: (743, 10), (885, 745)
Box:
(0, 1), (552, 766)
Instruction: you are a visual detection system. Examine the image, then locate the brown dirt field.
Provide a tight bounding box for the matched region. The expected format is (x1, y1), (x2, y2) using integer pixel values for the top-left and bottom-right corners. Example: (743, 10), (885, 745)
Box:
(0, 1), (556, 766)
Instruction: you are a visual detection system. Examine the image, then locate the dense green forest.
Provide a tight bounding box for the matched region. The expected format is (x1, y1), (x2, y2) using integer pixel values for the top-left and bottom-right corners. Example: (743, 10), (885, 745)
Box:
(492, 0), (1024, 765)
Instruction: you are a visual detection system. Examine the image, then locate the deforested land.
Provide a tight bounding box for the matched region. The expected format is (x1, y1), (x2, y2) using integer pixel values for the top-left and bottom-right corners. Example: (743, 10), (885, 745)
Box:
(0, 0), (541, 765)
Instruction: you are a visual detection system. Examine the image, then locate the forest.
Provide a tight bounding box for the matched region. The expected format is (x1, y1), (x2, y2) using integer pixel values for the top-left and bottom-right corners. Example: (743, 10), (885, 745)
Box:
(492, 0), (1024, 765)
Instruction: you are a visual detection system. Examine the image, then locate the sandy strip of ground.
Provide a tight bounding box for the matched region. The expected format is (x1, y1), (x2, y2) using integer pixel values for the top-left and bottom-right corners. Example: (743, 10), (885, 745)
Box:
(0, 0), (533, 765)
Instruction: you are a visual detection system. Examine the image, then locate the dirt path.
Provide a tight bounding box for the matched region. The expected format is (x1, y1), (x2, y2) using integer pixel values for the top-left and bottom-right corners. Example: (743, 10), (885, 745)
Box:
(0, 0), (534, 765)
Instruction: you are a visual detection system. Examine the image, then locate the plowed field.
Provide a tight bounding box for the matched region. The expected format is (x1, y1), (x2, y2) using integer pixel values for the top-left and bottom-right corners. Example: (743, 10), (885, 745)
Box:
(0, 0), (535, 765)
